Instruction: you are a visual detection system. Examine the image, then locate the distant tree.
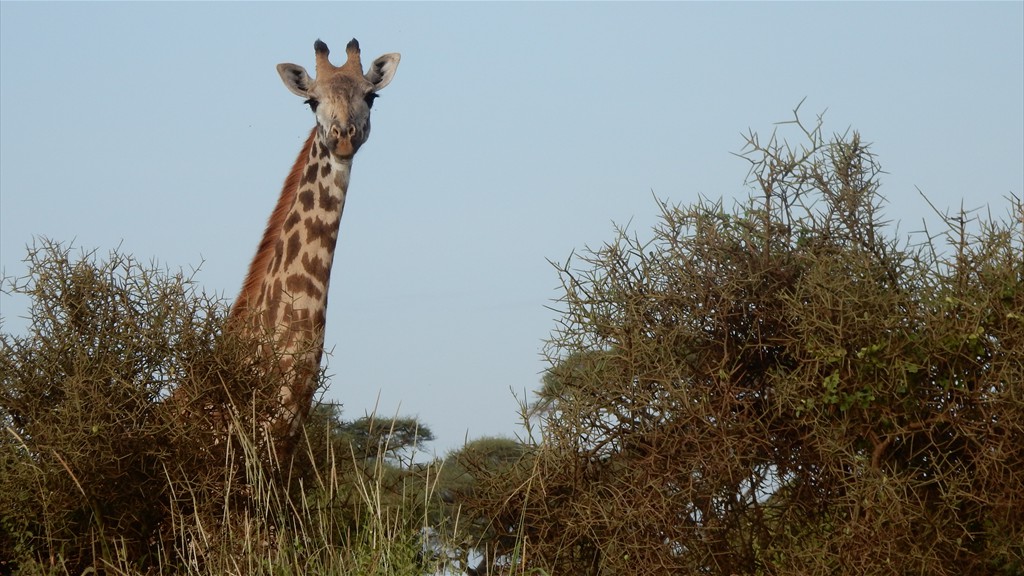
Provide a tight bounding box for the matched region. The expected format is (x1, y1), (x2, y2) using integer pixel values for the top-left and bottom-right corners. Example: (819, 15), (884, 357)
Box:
(298, 402), (439, 522)
(461, 110), (1024, 576)
(440, 437), (532, 575)
(443, 436), (529, 499)
(339, 414), (435, 462)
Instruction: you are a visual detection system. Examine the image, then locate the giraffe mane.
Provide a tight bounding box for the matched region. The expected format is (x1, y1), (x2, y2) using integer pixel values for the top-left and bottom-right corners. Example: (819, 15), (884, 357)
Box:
(231, 127), (318, 323)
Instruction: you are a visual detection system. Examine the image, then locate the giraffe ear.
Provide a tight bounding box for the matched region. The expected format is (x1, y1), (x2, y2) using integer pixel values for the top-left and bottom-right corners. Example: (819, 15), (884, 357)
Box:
(365, 53), (400, 91)
(277, 63), (313, 98)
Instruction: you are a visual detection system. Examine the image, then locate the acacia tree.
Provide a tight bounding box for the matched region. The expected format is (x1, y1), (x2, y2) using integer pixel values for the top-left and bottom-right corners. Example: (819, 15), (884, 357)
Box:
(462, 112), (1023, 575)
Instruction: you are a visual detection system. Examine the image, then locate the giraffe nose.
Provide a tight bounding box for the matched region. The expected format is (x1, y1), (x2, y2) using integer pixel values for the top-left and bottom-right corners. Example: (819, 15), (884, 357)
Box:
(326, 122), (359, 155)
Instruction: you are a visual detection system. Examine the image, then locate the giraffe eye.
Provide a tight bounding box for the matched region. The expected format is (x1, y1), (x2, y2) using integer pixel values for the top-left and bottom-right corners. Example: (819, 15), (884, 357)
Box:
(305, 98), (319, 113)
(364, 93), (379, 109)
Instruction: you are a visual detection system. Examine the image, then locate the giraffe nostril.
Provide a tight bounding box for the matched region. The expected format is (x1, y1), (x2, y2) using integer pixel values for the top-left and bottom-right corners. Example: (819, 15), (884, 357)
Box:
(324, 122), (350, 154)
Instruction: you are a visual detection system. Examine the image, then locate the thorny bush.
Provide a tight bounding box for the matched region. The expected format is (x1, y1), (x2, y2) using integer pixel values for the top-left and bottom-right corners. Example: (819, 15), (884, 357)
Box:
(458, 111), (1024, 575)
(0, 243), (315, 572)
(0, 242), (446, 575)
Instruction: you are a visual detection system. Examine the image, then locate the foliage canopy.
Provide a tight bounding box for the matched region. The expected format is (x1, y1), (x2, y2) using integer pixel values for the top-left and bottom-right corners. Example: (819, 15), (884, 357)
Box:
(459, 112), (1024, 575)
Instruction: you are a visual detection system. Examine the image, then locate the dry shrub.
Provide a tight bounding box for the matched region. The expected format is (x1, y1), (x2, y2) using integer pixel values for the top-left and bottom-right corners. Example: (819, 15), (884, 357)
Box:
(460, 111), (1024, 575)
(0, 241), (446, 575)
(0, 242), (310, 573)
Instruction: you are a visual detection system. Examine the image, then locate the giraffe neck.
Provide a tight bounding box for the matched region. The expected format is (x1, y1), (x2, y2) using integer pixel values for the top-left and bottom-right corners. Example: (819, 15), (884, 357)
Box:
(230, 126), (352, 448)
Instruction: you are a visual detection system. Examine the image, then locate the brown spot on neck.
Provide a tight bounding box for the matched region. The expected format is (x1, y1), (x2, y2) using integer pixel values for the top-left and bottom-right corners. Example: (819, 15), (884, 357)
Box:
(318, 183), (341, 212)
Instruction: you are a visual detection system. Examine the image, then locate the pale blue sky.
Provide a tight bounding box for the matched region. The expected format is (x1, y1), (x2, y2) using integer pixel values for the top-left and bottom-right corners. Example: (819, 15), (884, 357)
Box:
(2, 2), (1022, 456)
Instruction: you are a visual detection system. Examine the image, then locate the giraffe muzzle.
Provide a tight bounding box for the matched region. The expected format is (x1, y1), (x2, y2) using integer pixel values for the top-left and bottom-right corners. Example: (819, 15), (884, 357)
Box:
(326, 122), (360, 158)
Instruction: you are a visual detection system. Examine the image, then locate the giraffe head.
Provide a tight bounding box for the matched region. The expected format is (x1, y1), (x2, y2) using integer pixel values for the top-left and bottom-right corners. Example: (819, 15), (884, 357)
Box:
(277, 39), (400, 159)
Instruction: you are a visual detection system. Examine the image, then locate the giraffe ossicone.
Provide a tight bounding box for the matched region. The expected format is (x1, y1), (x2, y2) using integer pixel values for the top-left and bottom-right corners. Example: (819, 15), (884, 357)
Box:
(227, 38), (399, 463)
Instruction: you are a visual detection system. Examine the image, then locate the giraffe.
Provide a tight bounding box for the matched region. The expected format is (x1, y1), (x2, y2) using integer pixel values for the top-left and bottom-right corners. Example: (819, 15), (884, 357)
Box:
(227, 38), (399, 463)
